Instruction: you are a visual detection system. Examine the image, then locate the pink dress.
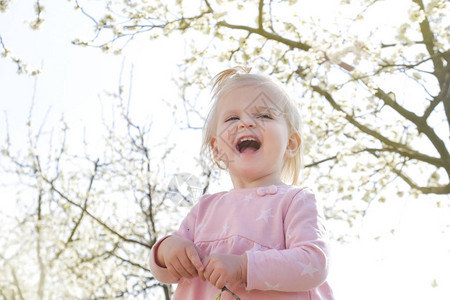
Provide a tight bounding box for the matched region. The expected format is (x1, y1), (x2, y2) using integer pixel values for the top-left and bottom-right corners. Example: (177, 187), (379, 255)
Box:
(149, 185), (334, 299)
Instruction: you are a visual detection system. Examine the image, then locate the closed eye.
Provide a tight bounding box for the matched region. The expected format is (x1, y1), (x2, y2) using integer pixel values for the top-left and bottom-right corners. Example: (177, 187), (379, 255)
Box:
(225, 116), (240, 122)
(258, 114), (273, 119)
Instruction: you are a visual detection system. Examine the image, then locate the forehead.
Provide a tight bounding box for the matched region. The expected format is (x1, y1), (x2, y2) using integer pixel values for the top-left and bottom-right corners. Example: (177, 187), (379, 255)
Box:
(217, 85), (285, 114)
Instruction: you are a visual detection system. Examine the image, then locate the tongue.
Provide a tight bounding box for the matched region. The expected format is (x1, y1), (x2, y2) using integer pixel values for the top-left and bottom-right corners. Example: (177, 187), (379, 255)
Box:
(239, 140), (260, 153)
(241, 147), (257, 153)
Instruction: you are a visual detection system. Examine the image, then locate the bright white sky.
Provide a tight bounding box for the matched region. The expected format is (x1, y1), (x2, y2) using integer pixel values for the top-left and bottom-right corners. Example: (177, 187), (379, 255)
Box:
(0, 1), (449, 299)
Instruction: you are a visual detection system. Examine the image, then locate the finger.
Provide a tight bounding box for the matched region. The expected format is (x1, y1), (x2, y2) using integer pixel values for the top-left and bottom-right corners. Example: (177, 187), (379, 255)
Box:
(178, 254), (198, 278)
(202, 258), (212, 281)
(173, 257), (194, 279)
(166, 262), (182, 279)
(216, 276), (227, 290)
(186, 246), (204, 272)
(198, 268), (206, 281)
(209, 271), (221, 288)
(199, 259), (210, 282)
(197, 257), (206, 281)
(201, 256), (210, 267)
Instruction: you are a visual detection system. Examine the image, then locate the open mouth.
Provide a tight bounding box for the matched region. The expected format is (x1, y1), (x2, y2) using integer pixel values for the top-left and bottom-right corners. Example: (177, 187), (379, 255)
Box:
(236, 136), (261, 153)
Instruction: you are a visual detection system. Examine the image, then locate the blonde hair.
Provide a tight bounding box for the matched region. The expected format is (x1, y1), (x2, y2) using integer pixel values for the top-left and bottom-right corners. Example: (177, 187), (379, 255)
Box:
(201, 66), (304, 185)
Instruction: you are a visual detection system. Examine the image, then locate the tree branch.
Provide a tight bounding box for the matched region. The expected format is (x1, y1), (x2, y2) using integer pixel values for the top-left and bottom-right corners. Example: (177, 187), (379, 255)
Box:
(392, 168), (450, 194)
(412, 0), (445, 79)
(8, 262), (25, 300)
(53, 159), (100, 262)
(217, 21), (311, 51)
(43, 177), (152, 249)
(439, 50), (450, 132)
(311, 84), (447, 170)
(374, 88), (450, 170)
(257, 0), (264, 30)
(108, 251), (151, 273)
(305, 155), (338, 168)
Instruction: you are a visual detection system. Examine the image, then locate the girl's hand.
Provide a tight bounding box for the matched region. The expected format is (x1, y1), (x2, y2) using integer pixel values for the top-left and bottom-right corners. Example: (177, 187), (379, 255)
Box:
(157, 235), (204, 280)
(200, 253), (247, 289)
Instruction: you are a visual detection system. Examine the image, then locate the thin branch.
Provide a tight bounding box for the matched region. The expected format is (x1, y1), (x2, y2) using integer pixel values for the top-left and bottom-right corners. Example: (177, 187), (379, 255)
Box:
(204, 0), (213, 12)
(43, 176), (151, 249)
(363, 146), (444, 169)
(374, 88), (450, 169)
(11, 268), (25, 300)
(0, 35), (5, 50)
(52, 159), (100, 262)
(74, 0), (98, 26)
(381, 41), (425, 48)
(257, 0), (264, 30)
(108, 251), (151, 272)
(217, 21), (311, 51)
(423, 95), (441, 120)
(311, 84), (447, 170)
(378, 52), (440, 71)
(0, 255), (27, 300)
(392, 168), (450, 194)
(305, 155), (338, 168)
(412, 0), (444, 78)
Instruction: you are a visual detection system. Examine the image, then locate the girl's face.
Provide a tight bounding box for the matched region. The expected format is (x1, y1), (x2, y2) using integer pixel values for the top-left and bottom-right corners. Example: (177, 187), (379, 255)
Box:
(210, 85), (300, 188)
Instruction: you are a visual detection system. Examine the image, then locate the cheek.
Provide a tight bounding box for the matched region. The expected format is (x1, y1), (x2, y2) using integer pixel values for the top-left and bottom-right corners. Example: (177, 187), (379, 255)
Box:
(214, 132), (230, 152)
(268, 124), (289, 141)
(217, 124), (238, 145)
(269, 130), (290, 154)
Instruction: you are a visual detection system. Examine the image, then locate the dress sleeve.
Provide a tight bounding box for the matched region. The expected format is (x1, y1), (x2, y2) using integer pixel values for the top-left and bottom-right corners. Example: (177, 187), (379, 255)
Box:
(149, 200), (201, 284)
(246, 188), (330, 292)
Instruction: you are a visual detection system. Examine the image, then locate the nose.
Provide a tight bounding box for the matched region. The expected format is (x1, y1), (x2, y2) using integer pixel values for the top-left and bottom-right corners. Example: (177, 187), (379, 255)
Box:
(238, 116), (256, 130)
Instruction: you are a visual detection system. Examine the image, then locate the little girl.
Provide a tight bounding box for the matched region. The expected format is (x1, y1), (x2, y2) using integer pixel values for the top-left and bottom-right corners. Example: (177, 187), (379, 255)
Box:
(149, 67), (334, 299)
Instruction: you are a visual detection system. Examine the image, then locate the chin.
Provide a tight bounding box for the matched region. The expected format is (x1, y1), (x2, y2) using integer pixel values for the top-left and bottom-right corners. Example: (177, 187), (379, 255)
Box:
(232, 168), (267, 179)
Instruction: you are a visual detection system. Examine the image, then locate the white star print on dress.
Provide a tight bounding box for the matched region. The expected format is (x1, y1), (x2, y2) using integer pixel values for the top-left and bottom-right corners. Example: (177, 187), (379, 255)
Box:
(195, 222), (205, 234)
(178, 278), (191, 285)
(251, 242), (263, 251)
(222, 223), (229, 235)
(278, 189), (287, 195)
(297, 260), (319, 278)
(271, 243), (281, 249)
(286, 230), (295, 241)
(255, 208), (272, 223)
(243, 194), (253, 202)
(264, 281), (280, 290)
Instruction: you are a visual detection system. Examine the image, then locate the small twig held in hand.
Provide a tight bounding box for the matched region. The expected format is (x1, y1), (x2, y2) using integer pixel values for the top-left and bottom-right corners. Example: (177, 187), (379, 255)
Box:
(216, 286), (240, 300)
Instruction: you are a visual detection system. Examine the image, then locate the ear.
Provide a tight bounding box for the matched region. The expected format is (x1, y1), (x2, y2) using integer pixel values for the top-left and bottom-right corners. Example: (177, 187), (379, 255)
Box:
(285, 132), (301, 158)
(210, 137), (229, 170)
(210, 137), (220, 161)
